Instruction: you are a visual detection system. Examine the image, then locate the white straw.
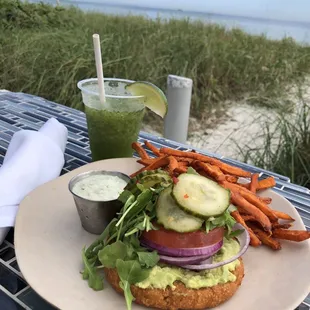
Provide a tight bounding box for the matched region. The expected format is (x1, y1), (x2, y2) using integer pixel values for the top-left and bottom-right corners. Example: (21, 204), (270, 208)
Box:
(92, 34), (106, 105)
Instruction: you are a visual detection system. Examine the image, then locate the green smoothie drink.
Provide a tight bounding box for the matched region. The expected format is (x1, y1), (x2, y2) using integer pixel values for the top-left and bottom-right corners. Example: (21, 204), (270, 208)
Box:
(78, 78), (145, 160)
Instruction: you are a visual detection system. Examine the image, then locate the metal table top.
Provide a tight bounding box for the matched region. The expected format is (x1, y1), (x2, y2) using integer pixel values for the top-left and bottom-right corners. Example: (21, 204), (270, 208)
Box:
(0, 90), (309, 310)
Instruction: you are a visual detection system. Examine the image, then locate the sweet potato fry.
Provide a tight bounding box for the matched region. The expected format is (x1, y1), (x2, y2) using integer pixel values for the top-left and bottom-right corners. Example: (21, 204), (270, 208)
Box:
(178, 161), (189, 168)
(132, 142), (150, 159)
(273, 210), (295, 221)
(238, 209), (251, 216)
(225, 182), (249, 192)
(137, 158), (157, 166)
(130, 156), (169, 178)
(222, 181), (278, 222)
(168, 156), (178, 174)
(144, 141), (161, 157)
(272, 222), (292, 230)
(241, 215), (257, 222)
(145, 156), (169, 171)
(225, 181), (272, 203)
(230, 191), (272, 231)
(238, 183), (250, 189)
(272, 229), (310, 242)
(240, 193), (277, 222)
(243, 214), (291, 230)
(259, 197), (272, 204)
(175, 157), (194, 164)
(160, 148), (251, 177)
(196, 162), (225, 182)
(250, 173), (259, 193)
(210, 165), (226, 181)
(231, 211), (261, 247)
(247, 223), (281, 250)
(225, 175), (238, 183)
(217, 164), (252, 178)
(239, 176), (276, 191)
(257, 176), (276, 190)
(130, 166), (147, 178)
(196, 169), (210, 179)
(175, 166), (188, 174)
(189, 160), (200, 171)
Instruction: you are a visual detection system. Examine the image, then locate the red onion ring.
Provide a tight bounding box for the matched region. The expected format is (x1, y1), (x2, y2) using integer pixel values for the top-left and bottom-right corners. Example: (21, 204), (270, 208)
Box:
(180, 223), (250, 270)
(140, 238), (223, 257)
(158, 253), (214, 266)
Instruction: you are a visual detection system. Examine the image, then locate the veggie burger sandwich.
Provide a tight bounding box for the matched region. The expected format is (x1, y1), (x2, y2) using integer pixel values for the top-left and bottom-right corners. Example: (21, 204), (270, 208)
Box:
(82, 168), (250, 310)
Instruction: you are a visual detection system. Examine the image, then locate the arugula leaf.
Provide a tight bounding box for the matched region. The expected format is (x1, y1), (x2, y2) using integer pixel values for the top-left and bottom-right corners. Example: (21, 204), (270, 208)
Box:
(128, 234), (141, 249)
(224, 210), (237, 237)
(82, 269), (89, 280)
(85, 218), (117, 258)
(117, 194), (136, 241)
(118, 190), (134, 203)
(116, 201), (138, 227)
(137, 251), (159, 268)
(205, 220), (211, 233)
(123, 194), (136, 210)
(136, 221), (146, 230)
(121, 236), (140, 260)
(126, 189), (153, 220)
(145, 200), (155, 212)
(116, 259), (150, 284)
(98, 241), (128, 268)
(123, 235), (147, 253)
(124, 218), (147, 237)
(149, 186), (165, 194)
(107, 215), (145, 244)
(228, 229), (244, 238)
(116, 189), (153, 228)
(204, 209), (237, 239)
(119, 280), (135, 310)
(82, 247), (103, 291)
(136, 182), (147, 192)
(124, 227), (139, 237)
(124, 212), (156, 236)
(122, 237), (137, 259)
(116, 259), (151, 310)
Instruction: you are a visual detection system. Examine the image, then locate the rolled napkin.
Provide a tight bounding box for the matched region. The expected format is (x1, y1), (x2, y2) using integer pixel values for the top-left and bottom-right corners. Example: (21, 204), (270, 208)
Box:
(0, 118), (68, 245)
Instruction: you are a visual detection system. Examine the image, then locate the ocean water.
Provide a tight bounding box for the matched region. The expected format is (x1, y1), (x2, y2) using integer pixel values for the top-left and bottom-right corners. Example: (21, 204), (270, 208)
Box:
(31, 0), (310, 45)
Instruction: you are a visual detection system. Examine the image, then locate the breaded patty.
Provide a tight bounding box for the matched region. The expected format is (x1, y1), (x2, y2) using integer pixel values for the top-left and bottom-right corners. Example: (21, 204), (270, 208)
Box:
(104, 259), (244, 310)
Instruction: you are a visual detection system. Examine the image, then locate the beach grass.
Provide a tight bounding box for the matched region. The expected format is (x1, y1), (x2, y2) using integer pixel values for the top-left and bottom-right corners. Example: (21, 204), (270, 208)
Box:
(238, 92), (310, 188)
(1, 0), (310, 115)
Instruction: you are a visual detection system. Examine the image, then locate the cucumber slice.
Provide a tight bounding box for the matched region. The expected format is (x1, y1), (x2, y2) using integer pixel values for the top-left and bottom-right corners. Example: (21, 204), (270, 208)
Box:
(172, 174), (230, 218)
(156, 187), (203, 233)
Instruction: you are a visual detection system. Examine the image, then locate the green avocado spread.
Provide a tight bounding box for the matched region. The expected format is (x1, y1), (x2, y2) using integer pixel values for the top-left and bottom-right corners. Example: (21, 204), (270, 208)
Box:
(136, 238), (240, 290)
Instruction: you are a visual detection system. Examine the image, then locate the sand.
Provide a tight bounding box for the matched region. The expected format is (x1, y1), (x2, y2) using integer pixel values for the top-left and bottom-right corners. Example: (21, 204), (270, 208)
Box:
(142, 79), (310, 161)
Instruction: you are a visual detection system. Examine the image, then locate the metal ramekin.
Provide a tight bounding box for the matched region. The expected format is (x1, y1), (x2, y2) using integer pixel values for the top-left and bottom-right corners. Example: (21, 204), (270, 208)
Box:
(68, 170), (130, 235)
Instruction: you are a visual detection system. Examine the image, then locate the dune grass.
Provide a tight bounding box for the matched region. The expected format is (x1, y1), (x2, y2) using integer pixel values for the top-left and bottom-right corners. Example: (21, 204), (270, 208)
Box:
(1, 0), (310, 115)
(238, 92), (310, 188)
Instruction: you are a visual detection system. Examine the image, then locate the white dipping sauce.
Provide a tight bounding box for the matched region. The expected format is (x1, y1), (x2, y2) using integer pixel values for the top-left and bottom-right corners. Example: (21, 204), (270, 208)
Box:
(72, 174), (128, 201)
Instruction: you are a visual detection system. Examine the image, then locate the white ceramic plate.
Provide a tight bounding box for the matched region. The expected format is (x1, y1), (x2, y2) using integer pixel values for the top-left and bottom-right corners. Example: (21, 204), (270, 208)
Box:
(15, 158), (310, 310)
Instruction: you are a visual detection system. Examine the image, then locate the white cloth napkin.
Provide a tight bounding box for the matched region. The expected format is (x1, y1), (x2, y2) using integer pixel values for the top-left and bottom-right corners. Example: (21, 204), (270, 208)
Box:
(0, 118), (68, 245)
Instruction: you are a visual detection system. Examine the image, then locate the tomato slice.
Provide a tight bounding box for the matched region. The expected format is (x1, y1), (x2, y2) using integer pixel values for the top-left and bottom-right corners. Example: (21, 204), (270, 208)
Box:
(141, 225), (224, 249)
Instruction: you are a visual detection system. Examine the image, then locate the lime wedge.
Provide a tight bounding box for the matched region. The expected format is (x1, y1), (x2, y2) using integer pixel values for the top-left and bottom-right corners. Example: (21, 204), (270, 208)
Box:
(126, 81), (168, 118)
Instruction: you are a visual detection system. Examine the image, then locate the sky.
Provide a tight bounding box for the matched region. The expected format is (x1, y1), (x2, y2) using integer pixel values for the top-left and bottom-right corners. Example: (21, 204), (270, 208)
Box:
(99, 0), (310, 23)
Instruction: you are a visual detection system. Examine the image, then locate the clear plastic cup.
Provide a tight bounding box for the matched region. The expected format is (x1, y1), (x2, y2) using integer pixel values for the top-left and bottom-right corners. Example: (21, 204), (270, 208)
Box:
(77, 78), (145, 161)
